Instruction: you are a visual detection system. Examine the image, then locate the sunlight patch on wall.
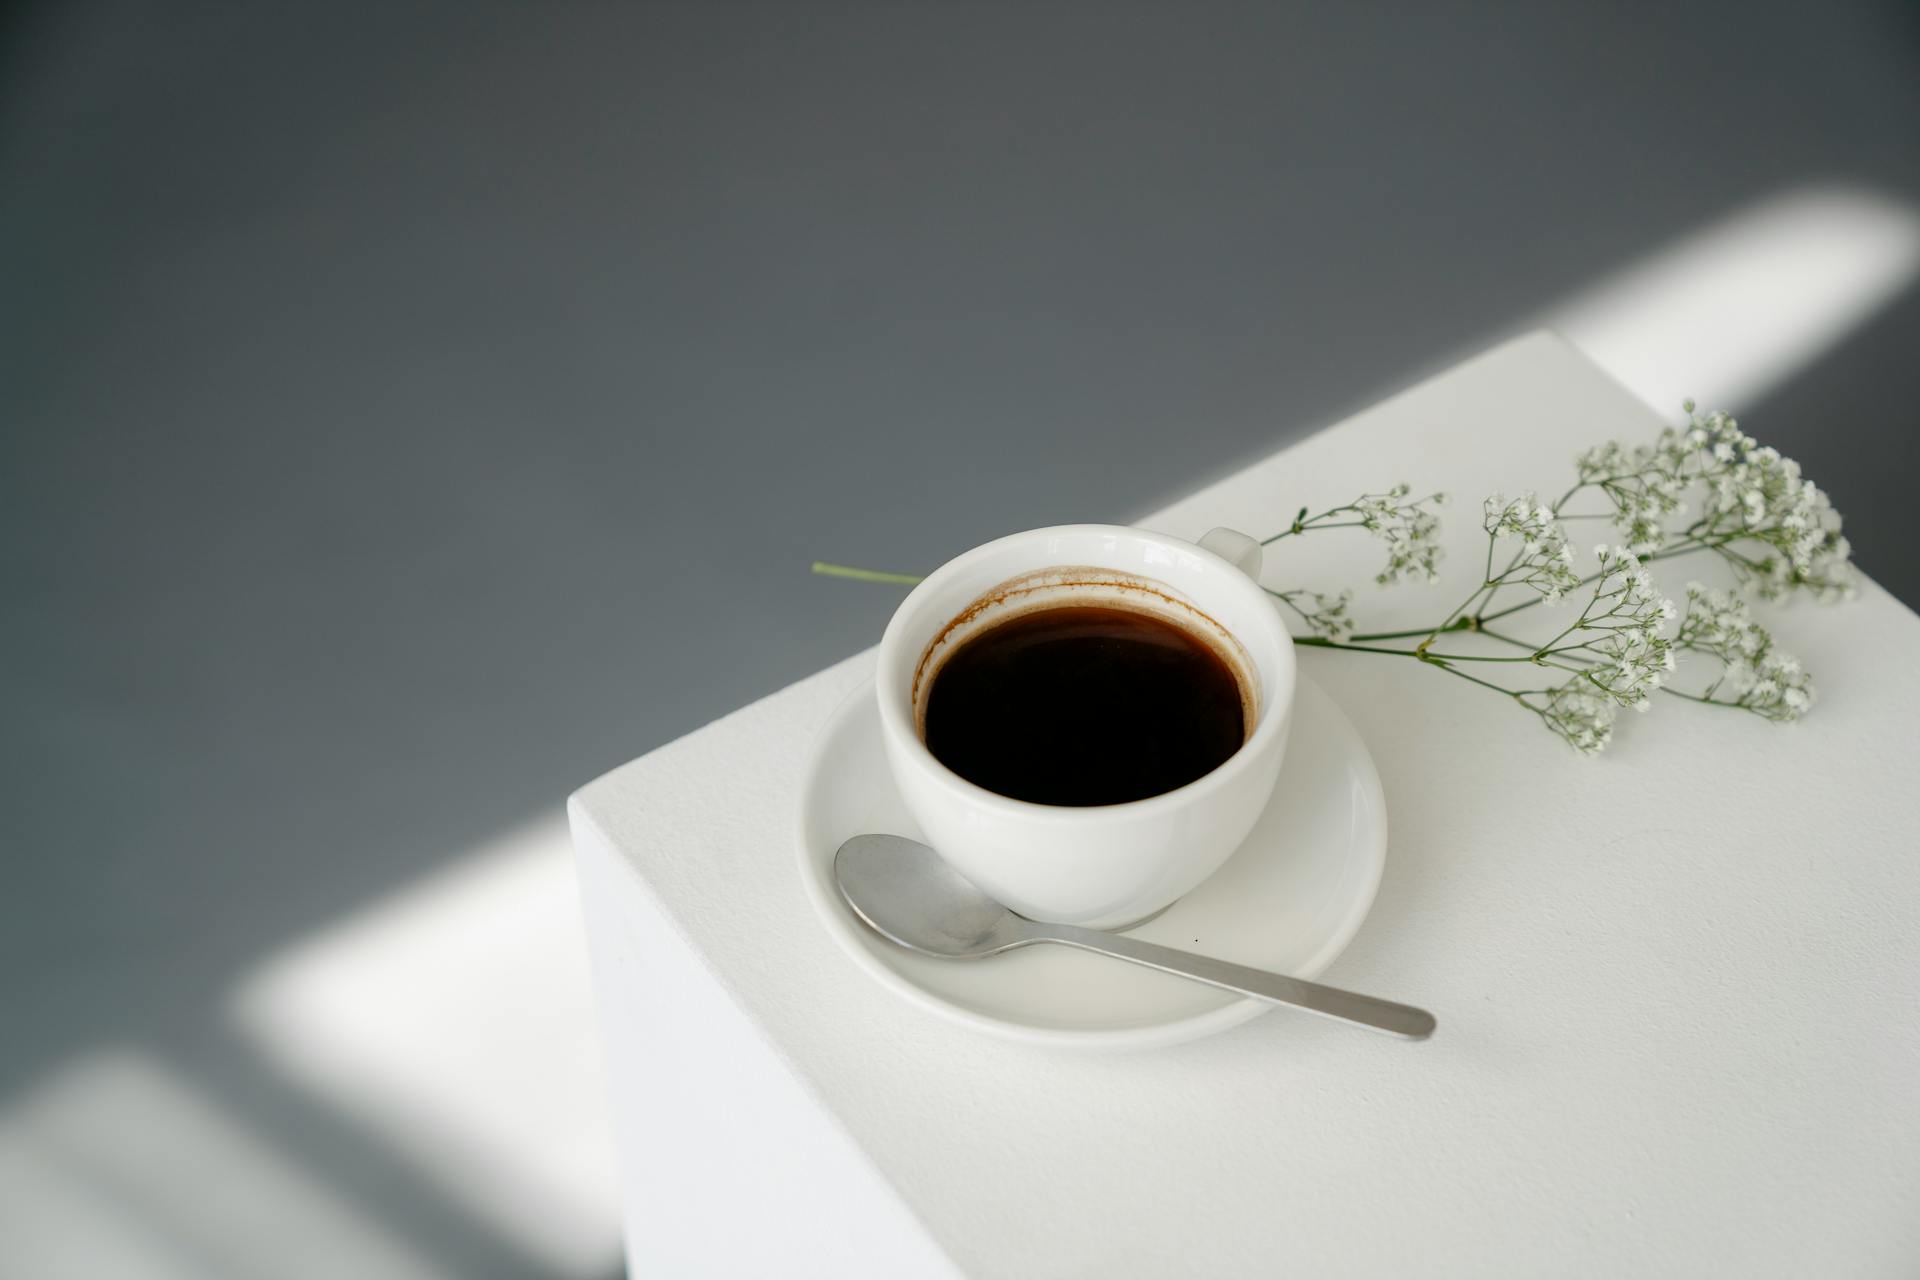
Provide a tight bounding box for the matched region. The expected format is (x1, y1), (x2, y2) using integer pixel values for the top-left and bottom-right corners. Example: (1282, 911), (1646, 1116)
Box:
(1550, 186), (1920, 410)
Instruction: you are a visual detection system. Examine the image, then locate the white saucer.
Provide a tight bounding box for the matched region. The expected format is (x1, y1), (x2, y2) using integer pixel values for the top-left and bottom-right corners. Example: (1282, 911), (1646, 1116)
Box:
(795, 672), (1389, 1050)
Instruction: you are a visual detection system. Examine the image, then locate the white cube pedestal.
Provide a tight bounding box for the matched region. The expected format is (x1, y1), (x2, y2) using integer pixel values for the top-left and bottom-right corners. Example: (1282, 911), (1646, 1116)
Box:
(572, 334), (1920, 1279)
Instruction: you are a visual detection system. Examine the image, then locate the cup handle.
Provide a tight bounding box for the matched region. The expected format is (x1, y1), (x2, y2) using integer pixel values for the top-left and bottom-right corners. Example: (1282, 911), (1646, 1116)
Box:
(1197, 527), (1263, 582)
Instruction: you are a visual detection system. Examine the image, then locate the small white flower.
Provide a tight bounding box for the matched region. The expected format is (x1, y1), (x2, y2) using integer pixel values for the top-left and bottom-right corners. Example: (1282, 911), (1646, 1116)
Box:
(1571, 546), (1677, 712)
(1678, 405), (1855, 599)
(1273, 588), (1355, 640)
(1673, 585), (1815, 722)
(1348, 488), (1447, 585)
(1573, 405), (1853, 597)
(1540, 678), (1618, 754)
(1483, 492), (1581, 602)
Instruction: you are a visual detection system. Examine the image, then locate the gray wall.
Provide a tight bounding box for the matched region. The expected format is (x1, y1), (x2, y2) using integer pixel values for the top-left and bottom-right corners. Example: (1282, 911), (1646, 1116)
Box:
(4, 2), (1917, 1274)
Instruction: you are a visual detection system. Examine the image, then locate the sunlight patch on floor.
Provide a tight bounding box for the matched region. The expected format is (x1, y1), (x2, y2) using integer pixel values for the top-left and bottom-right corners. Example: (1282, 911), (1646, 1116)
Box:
(228, 813), (620, 1280)
(0, 1049), (454, 1280)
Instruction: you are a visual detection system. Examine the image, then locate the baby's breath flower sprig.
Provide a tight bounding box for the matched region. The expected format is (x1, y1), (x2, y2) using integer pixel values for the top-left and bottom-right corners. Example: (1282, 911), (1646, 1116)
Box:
(1573, 433), (1692, 555)
(1291, 544), (1681, 755)
(1563, 402), (1853, 601)
(1448, 405), (1855, 638)
(1520, 545), (1677, 712)
(1480, 493), (1581, 604)
(1261, 485), (1449, 586)
(1531, 677), (1618, 755)
(1269, 403), (1842, 753)
(1676, 404), (1853, 601)
(1666, 584), (1816, 722)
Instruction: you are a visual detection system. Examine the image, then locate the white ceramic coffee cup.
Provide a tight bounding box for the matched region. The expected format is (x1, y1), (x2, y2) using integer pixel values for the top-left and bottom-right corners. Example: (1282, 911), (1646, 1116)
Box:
(875, 524), (1295, 930)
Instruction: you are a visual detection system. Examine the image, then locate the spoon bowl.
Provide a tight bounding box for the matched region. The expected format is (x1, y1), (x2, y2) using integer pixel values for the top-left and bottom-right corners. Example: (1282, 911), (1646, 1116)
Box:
(834, 833), (1028, 957)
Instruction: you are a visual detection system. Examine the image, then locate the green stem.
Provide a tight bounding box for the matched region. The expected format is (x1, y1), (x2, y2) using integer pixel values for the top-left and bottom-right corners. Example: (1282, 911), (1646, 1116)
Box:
(1478, 592), (1548, 626)
(1660, 687), (1745, 710)
(1302, 637), (1540, 699)
(1267, 590), (1321, 630)
(810, 562), (925, 585)
(1477, 481), (1616, 619)
(1536, 599), (1602, 653)
(1261, 489), (1442, 546)
(1348, 618), (1473, 643)
(1475, 625), (1537, 650)
(1260, 509), (1367, 545)
(1291, 637), (1557, 664)
(1427, 661), (1529, 699)
(1477, 535), (1744, 625)
(1291, 638), (1432, 658)
(1425, 534), (1500, 638)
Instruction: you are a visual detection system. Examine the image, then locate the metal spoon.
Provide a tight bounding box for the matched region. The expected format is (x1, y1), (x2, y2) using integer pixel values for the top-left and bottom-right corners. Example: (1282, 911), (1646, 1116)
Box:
(835, 834), (1435, 1040)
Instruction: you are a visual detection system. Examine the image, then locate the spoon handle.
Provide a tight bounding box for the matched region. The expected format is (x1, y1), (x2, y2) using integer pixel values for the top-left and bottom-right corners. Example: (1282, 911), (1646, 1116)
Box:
(1035, 924), (1435, 1040)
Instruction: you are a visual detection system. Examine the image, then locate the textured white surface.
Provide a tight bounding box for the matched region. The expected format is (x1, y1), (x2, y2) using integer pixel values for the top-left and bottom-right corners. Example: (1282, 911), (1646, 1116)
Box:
(572, 333), (1920, 1279)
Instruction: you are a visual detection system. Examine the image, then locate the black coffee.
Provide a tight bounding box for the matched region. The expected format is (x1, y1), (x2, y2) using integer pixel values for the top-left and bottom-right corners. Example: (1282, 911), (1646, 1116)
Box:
(923, 604), (1248, 807)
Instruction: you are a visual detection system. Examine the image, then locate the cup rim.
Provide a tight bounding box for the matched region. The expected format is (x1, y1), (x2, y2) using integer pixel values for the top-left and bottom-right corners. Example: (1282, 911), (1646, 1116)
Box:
(875, 523), (1295, 823)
